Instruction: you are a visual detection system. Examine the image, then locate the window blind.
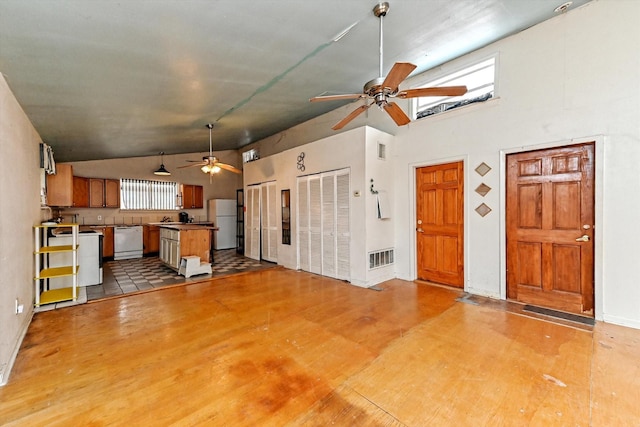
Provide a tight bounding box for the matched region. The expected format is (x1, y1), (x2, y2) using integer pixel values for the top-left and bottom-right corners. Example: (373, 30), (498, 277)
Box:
(120, 178), (179, 210)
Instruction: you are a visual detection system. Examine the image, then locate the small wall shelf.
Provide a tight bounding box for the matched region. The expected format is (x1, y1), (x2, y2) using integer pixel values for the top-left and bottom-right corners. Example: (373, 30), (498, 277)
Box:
(34, 223), (79, 306)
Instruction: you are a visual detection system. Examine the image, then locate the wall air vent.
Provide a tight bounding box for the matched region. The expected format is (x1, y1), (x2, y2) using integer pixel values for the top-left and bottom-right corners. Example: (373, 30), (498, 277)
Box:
(377, 142), (386, 160)
(369, 248), (394, 269)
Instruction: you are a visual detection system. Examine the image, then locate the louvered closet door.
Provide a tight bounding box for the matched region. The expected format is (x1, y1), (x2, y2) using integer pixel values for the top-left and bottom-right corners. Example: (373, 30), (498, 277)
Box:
(308, 176), (322, 275)
(245, 185), (261, 261)
(297, 178), (310, 271)
(335, 171), (351, 280)
(296, 169), (350, 281)
(261, 181), (278, 263)
(322, 174), (336, 277)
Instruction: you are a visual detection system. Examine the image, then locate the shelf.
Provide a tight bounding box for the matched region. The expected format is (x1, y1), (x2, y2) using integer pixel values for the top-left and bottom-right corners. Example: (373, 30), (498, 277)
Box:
(36, 265), (80, 280)
(38, 287), (76, 306)
(34, 223), (80, 307)
(35, 244), (78, 254)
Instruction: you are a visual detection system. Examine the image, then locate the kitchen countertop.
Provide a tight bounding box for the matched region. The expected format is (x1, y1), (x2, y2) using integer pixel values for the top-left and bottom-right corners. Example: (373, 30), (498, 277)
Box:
(155, 223), (218, 231)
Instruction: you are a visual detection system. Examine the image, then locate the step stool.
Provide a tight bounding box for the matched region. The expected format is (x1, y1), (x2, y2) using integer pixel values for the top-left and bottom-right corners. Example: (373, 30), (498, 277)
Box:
(178, 256), (212, 278)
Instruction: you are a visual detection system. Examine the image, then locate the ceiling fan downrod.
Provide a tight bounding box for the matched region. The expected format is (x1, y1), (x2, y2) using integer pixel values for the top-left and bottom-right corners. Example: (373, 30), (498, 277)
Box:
(374, 2), (390, 79)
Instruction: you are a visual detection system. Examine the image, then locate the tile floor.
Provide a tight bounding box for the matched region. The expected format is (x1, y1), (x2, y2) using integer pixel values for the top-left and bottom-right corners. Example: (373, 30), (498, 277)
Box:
(85, 249), (273, 301)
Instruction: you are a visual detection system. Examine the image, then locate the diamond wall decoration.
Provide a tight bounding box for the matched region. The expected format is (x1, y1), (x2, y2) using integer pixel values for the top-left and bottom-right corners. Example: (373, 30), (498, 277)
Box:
(475, 203), (492, 217)
(475, 162), (491, 176)
(475, 183), (492, 197)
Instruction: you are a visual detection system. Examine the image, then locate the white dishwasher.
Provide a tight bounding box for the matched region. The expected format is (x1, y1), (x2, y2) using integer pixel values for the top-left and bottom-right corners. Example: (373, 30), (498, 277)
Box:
(114, 226), (143, 260)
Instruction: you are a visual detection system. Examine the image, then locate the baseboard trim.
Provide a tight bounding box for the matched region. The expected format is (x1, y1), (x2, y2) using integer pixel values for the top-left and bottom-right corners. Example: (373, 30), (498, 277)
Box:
(0, 310), (33, 386)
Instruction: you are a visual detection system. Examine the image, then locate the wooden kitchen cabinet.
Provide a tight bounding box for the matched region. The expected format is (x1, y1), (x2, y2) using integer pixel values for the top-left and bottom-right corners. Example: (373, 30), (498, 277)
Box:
(46, 164), (73, 206)
(72, 176), (90, 207)
(159, 226), (210, 270)
(143, 225), (160, 255)
(89, 178), (120, 208)
(102, 226), (114, 259)
(182, 184), (203, 209)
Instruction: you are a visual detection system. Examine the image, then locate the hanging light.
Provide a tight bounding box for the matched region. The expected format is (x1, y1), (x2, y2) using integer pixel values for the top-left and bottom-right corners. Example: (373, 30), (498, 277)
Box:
(154, 151), (171, 176)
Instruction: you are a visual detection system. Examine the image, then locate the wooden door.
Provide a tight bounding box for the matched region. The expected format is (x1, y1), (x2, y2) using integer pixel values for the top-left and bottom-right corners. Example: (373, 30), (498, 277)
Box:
(193, 185), (203, 209)
(46, 164), (73, 206)
(182, 184), (194, 209)
(506, 143), (595, 315)
(104, 179), (120, 208)
(103, 226), (114, 258)
(416, 161), (464, 287)
(73, 176), (89, 208)
(89, 179), (105, 207)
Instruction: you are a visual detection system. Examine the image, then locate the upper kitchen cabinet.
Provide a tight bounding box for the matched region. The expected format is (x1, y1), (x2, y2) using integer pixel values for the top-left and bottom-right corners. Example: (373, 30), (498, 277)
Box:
(89, 178), (120, 208)
(46, 164), (73, 206)
(182, 184), (203, 209)
(73, 176), (90, 208)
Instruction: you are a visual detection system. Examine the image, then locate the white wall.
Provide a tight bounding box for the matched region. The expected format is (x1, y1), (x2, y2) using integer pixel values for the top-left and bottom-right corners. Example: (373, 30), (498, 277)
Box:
(392, 0), (640, 327)
(0, 74), (43, 384)
(244, 0), (640, 329)
(244, 127), (397, 286)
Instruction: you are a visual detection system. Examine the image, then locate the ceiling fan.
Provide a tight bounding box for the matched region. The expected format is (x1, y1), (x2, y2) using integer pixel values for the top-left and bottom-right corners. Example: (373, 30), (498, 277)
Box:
(178, 124), (242, 179)
(310, 2), (468, 130)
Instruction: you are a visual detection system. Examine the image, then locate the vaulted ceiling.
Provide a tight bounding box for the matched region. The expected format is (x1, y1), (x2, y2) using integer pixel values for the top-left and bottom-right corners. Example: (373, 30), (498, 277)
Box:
(0, 0), (591, 161)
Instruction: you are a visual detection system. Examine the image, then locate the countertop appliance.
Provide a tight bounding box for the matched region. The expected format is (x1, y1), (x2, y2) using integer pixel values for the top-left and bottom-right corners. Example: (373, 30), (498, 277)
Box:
(208, 199), (237, 250)
(48, 231), (103, 288)
(179, 212), (189, 223)
(114, 225), (143, 260)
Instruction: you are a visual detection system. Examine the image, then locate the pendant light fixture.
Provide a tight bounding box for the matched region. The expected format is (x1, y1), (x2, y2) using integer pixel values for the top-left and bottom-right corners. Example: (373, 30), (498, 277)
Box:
(153, 151), (171, 176)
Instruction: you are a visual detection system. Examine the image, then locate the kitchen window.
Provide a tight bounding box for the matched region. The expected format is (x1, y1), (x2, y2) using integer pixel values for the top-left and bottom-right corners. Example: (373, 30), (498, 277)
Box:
(120, 178), (179, 210)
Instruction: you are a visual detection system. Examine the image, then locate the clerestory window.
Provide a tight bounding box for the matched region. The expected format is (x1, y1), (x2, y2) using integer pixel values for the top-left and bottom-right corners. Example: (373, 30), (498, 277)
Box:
(413, 56), (496, 119)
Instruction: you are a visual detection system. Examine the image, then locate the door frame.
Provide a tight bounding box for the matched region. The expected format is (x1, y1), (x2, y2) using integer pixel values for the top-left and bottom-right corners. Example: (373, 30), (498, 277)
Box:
(409, 155), (469, 289)
(499, 135), (605, 320)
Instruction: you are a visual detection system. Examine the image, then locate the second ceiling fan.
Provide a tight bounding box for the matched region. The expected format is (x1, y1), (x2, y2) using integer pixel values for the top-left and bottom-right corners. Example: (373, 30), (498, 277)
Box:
(310, 2), (467, 130)
(178, 124), (242, 180)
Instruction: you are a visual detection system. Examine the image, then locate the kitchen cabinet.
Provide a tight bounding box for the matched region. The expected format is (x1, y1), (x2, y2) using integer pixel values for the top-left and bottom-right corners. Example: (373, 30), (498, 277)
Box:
(46, 164), (73, 206)
(102, 226), (114, 258)
(90, 178), (120, 208)
(182, 184), (203, 209)
(159, 226), (210, 270)
(73, 176), (90, 207)
(143, 225), (160, 255)
(34, 223), (79, 306)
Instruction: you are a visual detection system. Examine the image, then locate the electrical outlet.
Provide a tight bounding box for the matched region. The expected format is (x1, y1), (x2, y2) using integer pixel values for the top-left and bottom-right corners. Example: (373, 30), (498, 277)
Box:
(97, 215), (102, 221)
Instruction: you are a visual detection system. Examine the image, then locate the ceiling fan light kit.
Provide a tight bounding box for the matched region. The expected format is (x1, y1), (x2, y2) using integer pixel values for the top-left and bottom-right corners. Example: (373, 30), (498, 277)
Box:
(310, 2), (468, 130)
(177, 123), (242, 181)
(153, 151), (171, 176)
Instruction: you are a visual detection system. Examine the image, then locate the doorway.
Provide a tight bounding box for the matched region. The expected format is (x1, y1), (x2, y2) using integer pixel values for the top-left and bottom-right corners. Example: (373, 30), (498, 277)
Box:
(415, 161), (464, 287)
(506, 142), (595, 315)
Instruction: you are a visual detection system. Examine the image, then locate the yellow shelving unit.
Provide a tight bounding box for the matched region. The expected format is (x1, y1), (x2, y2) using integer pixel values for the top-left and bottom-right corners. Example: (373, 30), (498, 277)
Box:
(34, 223), (79, 306)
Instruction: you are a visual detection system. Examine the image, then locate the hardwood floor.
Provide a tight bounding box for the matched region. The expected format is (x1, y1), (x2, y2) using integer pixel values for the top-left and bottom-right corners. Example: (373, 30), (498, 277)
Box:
(1, 268), (638, 426)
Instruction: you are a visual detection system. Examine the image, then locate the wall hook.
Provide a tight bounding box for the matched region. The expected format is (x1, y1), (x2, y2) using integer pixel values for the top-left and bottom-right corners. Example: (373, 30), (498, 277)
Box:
(370, 179), (379, 194)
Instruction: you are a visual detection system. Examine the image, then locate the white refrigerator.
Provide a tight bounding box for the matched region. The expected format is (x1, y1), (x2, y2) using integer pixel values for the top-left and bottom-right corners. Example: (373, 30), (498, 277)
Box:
(208, 199), (237, 250)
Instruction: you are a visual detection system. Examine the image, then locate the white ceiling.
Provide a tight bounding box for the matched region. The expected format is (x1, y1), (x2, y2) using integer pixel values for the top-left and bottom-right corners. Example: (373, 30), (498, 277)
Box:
(0, 0), (591, 162)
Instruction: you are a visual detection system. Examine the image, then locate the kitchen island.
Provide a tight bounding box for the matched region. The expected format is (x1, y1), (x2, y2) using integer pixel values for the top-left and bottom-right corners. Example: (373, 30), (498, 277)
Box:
(156, 224), (218, 271)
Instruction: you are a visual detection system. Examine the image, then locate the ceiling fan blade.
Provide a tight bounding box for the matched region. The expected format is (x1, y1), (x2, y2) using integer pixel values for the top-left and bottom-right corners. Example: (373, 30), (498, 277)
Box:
(310, 93), (364, 103)
(217, 163), (242, 174)
(383, 102), (411, 126)
(177, 162), (207, 169)
(332, 104), (371, 130)
(382, 62), (417, 93)
(396, 85), (468, 99)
